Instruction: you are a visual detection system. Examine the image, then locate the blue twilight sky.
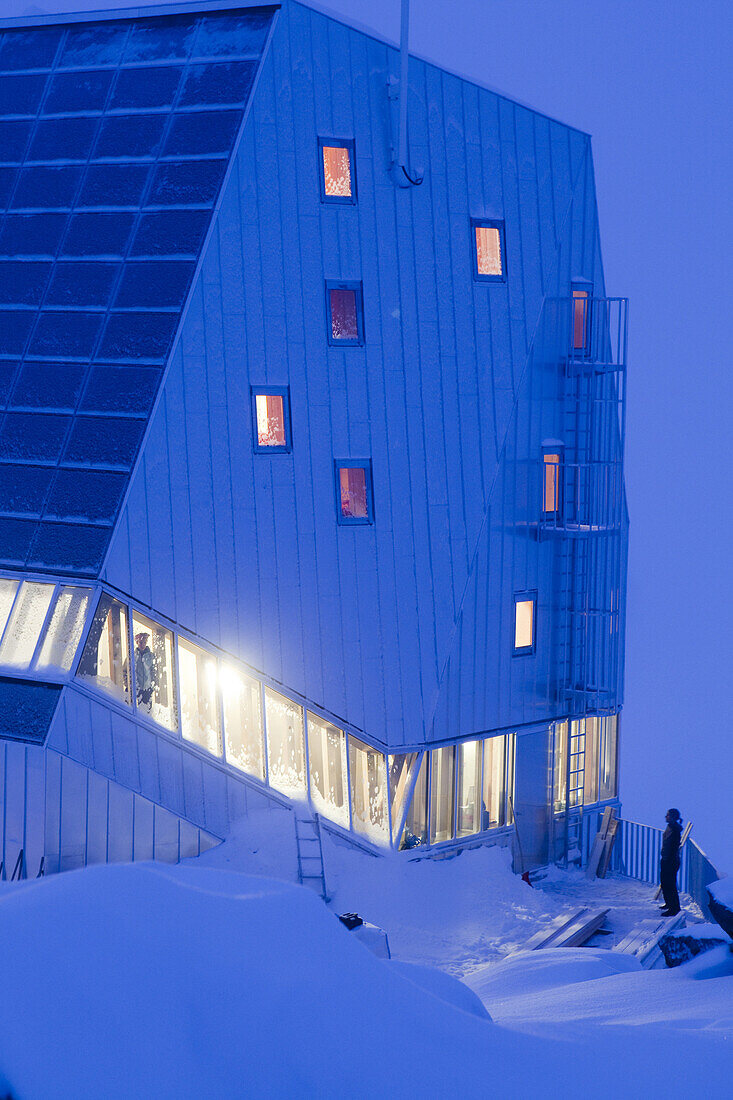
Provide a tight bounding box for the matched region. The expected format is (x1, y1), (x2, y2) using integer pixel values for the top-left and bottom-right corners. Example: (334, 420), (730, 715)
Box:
(4, 0), (732, 867)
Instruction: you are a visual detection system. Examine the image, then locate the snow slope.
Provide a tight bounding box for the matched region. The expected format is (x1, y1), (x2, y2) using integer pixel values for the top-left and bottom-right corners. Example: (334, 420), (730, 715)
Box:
(0, 860), (730, 1099)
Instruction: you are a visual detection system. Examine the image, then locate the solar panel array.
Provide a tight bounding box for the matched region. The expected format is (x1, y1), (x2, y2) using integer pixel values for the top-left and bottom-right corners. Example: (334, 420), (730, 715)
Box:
(0, 6), (275, 575)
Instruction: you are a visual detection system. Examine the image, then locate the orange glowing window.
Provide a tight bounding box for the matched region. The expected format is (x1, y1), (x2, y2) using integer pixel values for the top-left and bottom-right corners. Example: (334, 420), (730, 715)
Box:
(543, 453), (560, 513)
(321, 143), (353, 199)
(473, 221), (505, 279)
(337, 465), (371, 522)
(252, 389), (291, 452)
(514, 596), (535, 652)
(573, 289), (590, 350)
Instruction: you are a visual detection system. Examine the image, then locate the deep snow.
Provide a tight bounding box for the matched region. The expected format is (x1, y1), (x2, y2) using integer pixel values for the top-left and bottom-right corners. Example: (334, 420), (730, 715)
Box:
(0, 807), (729, 1098)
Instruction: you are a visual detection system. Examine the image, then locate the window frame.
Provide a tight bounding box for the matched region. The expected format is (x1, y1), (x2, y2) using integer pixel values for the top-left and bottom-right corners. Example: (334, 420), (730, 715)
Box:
(318, 137), (357, 205)
(334, 459), (374, 526)
(250, 386), (292, 455)
(471, 218), (507, 283)
(513, 591), (537, 655)
(541, 445), (564, 519)
(325, 280), (365, 347)
(571, 280), (593, 356)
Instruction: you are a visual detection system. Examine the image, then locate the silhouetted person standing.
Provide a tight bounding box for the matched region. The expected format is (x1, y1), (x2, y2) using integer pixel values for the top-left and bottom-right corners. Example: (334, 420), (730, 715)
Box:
(659, 807), (683, 916)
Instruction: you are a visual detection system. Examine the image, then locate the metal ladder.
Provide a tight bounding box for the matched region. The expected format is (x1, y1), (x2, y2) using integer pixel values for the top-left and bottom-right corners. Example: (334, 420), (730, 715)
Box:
(294, 811), (329, 901)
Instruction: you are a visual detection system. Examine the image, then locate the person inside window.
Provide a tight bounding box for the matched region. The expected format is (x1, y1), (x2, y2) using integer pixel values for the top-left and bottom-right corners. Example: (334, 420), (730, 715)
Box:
(133, 631), (158, 714)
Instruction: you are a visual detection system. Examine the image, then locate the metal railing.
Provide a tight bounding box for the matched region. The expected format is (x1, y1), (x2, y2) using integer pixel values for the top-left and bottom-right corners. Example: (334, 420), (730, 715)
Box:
(567, 296), (628, 374)
(539, 460), (624, 534)
(581, 811), (723, 919)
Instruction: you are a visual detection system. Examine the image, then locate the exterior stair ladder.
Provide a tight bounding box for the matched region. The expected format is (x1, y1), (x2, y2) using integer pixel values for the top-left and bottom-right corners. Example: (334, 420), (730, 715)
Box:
(294, 810), (329, 902)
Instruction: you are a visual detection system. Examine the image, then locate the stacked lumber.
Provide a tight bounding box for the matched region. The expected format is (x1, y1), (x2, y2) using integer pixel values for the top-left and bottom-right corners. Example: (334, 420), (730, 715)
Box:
(614, 912), (686, 968)
(520, 906), (610, 951)
(586, 807), (619, 879)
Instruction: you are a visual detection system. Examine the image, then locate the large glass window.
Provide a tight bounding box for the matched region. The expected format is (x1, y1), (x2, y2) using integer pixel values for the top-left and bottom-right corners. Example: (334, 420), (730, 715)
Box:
(178, 638), (221, 756)
(583, 716), (600, 804)
(0, 581), (54, 668)
(482, 735), (511, 829)
(131, 611), (177, 732)
(553, 720), (568, 812)
(0, 578), (20, 640)
(320, 140), (355, 202)
(265, 687), (305, 795)
(77, 593), (130, 704)
(222, 665), (265, 780)
(599, 715), (618, 801)
(308, 713), (348, 828)
(429, 745), (455, 844)
(349, 735), (388, 844)
(456, 739), (482, 837)
(35, 585), (90, 672)
(402, 753), (428, 849)
(388, 752), (421, 845)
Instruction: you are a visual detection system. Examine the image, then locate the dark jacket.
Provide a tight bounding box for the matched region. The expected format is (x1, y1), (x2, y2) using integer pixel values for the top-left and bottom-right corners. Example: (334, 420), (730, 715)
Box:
(661, 819), (682, 864)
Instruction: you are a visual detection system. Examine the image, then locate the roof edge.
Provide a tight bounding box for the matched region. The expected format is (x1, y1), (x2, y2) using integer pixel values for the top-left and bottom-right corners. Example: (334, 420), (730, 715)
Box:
(0, 1), (279, 32)
(291, 0), (592, 139)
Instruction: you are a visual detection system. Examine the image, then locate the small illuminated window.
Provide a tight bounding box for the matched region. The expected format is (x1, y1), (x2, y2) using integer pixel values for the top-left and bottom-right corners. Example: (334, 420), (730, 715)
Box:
(326, 282), (363, 345)
(572, 285), (591, 352)
(251, 388), (291, 453)
(336, 462), (372, 524)
(473, 219), (505, 280)
(319, 139), (355, 202)
(514, 594), (536, 653)
(543, 452), (561, 513)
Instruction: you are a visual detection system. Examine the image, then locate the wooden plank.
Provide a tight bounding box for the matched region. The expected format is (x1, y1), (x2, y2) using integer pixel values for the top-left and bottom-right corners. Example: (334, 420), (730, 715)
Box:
(520, 907), (589, 952)
(552, 908), (609, 948)
(615, 913), (685, 960)
(598, 817), (620, 878)
(585, 806), (615, 877)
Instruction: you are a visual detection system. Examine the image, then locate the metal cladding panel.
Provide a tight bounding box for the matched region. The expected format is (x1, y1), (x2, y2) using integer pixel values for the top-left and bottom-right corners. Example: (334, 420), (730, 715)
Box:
(0, 675), (61, 743)
(103, 2), (624, 749)
(0, 6), (276, 576)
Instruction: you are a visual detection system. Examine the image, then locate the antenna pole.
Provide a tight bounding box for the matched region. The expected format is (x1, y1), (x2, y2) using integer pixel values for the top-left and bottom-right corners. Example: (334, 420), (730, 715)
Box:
(398, 0), (409, 172)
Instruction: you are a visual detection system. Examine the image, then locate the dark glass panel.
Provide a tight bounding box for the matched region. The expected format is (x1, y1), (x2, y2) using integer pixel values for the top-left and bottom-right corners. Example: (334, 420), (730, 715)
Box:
(0, 121), (32, 164)
(0, 29), (62, 72)
(0, 73), (47, 116)
(110, 65), (182, 110)
(28, 522), (109, 573)
(164, 110), (242, 157)
(28, 118), (98, 163)
(78, 163), (150, 208)
(179, 61), (256, 107)
(98, 311), (178, 361)
(131, 210), (209, 256)
(0, 311), (34, 356)
(45, 467), (126, 522)
(0, 262), (51, 305)
(0, 679), (62, 744)
(0, 168), (18, 208)
(11, 166), (82, 209)
(0, 363), (16, 406)
(58, 23), (129, 69)
(29, 311), (104, 359)
(0, 517), (35, 564)
(61, 212), (135, 256)
(94, 114), (166, 160)
(0, 464), (54, 515)
(63, 416), (144, 467)
(148, 159), (226, 206)
(195, 12), (274, 57)
(43, 70), (113, 114)
(81, 365), (160, 414)
(46, 262), (119, 307)
(0, 213), (67, 257)
(11, 362), (86, 410)
(115, 260), (194, 308)
(0, 412), (70, 462)
(123, 16), (197, 63)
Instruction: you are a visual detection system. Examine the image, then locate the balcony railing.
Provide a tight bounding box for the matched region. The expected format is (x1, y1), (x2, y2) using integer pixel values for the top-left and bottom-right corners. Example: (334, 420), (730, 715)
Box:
(539, 460), (624, 535)
(567, 296), (628, 374)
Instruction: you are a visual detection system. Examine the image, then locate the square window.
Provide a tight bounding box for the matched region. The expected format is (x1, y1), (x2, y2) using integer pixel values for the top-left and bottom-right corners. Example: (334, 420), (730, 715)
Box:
(514, 593), (536, 653)
(326, 282), (363, 345)
(336, 462), (373, 524)
(472, 219), (506, 281)
(251, 387), (291, 453)
(319, 139), (355, 202)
